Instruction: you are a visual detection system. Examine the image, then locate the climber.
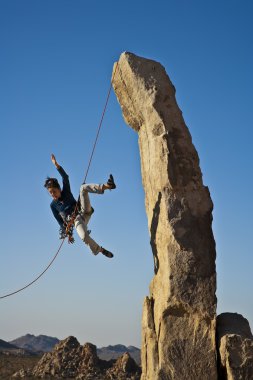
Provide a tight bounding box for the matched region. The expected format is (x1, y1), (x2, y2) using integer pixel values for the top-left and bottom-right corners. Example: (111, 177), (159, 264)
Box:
(44, 154), (116, 258)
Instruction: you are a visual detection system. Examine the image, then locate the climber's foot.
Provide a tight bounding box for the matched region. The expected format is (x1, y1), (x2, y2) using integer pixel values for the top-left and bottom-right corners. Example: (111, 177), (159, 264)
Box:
(107, 174), (116, 190)
(101, 247), (114, 258)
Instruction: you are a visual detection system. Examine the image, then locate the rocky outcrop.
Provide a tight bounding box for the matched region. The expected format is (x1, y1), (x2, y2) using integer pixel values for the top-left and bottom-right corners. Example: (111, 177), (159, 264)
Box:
(106, 352), (141, 379)
(32, 337), (106, 378)
(12, 336), (141, 379)
(112, 52), (217, 379)
(217, 313), (253, 379)
(12, 368), (33, 378)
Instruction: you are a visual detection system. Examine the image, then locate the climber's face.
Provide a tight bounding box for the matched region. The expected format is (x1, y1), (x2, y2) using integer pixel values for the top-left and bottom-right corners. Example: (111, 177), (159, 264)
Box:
(48, 187), (62, 201)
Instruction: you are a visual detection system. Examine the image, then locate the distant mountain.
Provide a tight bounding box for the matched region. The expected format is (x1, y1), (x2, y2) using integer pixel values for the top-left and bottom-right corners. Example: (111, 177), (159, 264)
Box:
(97, 344), (141, 365)
(0, 338), (36, 357)
(9, 334), (59, 353)
(0, 339), (18, 351)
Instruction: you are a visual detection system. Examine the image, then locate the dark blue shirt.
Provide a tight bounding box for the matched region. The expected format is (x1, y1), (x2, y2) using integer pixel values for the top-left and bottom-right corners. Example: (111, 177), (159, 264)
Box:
(50, 166), (77, 230)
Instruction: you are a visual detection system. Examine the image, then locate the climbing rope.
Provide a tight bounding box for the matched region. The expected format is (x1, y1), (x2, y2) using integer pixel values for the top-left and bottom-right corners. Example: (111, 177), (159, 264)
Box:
(0, 240), (65, 299)
(83, 62), (118, 185)
(65, 61), (119, 234)
(0, 62), (119, 299)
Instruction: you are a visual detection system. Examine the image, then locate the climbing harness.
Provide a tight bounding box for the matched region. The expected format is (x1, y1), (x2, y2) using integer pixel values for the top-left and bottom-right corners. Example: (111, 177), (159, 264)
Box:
(0, 62), (119, 299)
(64, 214), (75, 243)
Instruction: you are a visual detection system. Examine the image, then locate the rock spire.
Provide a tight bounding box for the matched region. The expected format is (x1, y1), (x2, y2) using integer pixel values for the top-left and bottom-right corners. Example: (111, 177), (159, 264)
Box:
(112, 52), (217, 380)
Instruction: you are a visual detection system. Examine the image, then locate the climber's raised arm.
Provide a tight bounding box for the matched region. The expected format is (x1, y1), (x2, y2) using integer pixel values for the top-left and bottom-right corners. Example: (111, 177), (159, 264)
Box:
(51, 153), (70, 192)
(51, 154), (60, 169)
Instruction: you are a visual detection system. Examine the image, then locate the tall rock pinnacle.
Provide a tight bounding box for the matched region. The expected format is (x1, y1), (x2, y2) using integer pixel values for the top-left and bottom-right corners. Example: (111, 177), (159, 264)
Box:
(112, 52), (217, 380)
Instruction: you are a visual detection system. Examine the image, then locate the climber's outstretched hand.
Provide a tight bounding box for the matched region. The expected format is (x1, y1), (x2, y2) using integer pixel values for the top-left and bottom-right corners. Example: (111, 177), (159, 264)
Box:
(51, 154), (60, 169)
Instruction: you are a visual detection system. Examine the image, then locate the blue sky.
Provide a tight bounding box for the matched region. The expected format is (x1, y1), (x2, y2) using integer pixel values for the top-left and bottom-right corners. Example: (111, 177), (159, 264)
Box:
(0, 0), (253, 347)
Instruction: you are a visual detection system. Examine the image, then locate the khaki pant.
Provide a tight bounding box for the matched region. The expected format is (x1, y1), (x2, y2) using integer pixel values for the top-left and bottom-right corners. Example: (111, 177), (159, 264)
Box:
(74, 183), (104, 255)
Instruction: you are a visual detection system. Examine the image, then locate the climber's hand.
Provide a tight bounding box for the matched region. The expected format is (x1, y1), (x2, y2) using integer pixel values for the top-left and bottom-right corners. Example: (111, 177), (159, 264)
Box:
(51, 154), (60, 169)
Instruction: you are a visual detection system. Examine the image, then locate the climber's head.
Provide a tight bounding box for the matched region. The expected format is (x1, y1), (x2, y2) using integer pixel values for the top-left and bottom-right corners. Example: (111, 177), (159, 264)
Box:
(44, 177), (61, 200)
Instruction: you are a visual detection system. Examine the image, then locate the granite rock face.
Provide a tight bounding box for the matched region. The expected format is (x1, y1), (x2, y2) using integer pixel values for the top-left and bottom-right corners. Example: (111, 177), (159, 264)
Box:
(112, 52), (217, 379)
(217, 313), (253, 380)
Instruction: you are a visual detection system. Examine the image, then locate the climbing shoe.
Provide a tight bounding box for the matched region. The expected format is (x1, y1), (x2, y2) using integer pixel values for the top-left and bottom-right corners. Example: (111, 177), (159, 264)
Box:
(101, 247), (114, 258)
(107, 174), (116, 190)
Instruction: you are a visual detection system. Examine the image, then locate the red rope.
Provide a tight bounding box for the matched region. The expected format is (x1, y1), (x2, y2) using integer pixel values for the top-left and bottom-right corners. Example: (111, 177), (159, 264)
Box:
(0, 62), (119, 299)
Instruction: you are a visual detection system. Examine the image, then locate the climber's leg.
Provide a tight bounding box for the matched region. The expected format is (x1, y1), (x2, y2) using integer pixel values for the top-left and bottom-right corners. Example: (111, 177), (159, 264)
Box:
(74, 215), (113, 258)
(74, 214), (101, 255)
(79, 175), (116, 215)
(79, 183), (104, 216)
